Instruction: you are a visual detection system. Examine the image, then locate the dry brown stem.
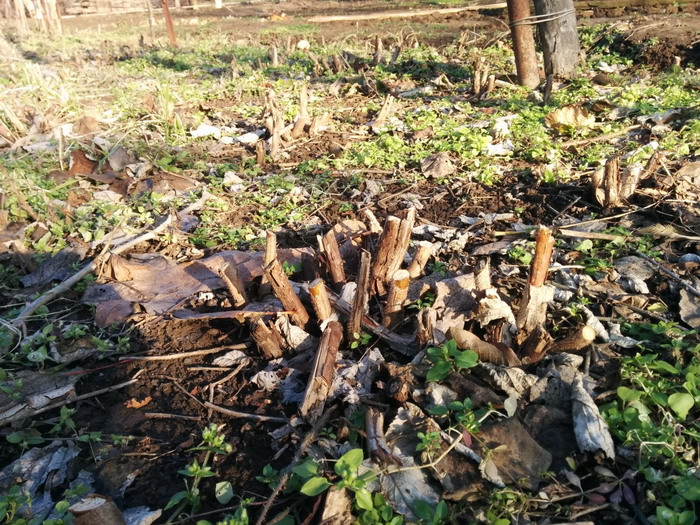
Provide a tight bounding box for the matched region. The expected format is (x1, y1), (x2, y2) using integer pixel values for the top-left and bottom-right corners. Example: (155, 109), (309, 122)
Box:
(220, 261), (248, 307)
(349, 251), (372, 340)
(407, 241), (433, 279)
(383, 269), (410, 328)
(69, 495), (126, 525)
(250, 319), (284, 359)
(300, 321), (343, 422)
(451, 327), (521, 366)
(547, 325), (596, 354)
(264, 259), (310, 327)
(321, 229), (347, 290)
(309, 278), (333, 321)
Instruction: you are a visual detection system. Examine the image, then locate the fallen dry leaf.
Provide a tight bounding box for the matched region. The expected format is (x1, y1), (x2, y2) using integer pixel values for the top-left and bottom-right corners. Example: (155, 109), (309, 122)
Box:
(545, 104), (595, 133)
(124, 396), (152, 409)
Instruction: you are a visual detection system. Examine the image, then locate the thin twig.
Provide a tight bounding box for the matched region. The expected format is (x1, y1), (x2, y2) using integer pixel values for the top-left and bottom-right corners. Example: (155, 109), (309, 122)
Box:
(7, 371), (145, 423)
(145, 412), (201, 421)
(203, 401), (288, 424)
(633, 250), (700, 299)
(119, 343), (249, 361)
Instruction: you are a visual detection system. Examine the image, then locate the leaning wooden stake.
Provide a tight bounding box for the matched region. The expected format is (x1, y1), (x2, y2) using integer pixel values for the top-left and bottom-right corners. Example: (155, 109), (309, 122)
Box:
(250, 319), (284, 359)
(300, 321), (343, 423)
(220, 262), (248, 307)
(321, 230), (346, 291)
(309, 278), (333, 321)
(69, 495), (126, 525)
(516, 226), (555, 335)
(264, 259), (310, 327)
(349, 251), (372, 341)
(383, 270), (410, 328)
(407, 241), (433, 279)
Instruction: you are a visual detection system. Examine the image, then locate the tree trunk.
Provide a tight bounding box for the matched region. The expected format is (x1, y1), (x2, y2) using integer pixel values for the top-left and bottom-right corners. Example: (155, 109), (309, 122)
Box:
(534, 0), (580, 78)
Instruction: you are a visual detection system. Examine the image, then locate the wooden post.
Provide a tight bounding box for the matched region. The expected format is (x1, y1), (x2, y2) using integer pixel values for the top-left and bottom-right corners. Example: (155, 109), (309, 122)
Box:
(383, 270), (410, 328)
(348, 251), (371, 342)
(250, 319), (283, 359)
(220, 262), (248, 307)
(309, 278), (332, 321)
(160, 0), (177, 47)
(506, 0), (540, 88)
(534, 0), (580, 79)
(264, 259), (310, 328)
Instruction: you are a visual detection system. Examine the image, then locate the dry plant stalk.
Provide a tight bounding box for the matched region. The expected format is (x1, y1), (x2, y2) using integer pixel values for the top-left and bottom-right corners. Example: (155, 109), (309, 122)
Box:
(547, 326), (596, 354)
(321, 229), (346, 290)
(363, 209), (383, 234)
(520, 324), (552, 364)
(264, 259), (310, 327)
(370, 95), (396, 132)
(373, 35), (384, 65)
(220, 261), (248, 307)
(383, 269), (410, 328)
(474, 258), (492, 291)
(255, 138), (266, 167)
(407, 241), (433, 279)
(258, 231), (277, 297)
(385, 207), (416, 278)
(291, 84), (310, 139)
(69, 495), (126, 525)
(366, 407), (401, 465)
(451, 327), (521, 367)
(349, 251), (372, 341)
(250, 319), (284, 359)
(516, 226), (555, 335)
(300, 321), (343, 422)
(370, 215), (400, 294)
(309, 278), (333, 321)
(270, 45), (279, 67)
(591, 154), (621, 207)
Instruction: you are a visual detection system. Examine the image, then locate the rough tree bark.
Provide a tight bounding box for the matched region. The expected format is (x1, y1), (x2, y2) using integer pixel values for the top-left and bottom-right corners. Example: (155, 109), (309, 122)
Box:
(534, 0), (581, 78)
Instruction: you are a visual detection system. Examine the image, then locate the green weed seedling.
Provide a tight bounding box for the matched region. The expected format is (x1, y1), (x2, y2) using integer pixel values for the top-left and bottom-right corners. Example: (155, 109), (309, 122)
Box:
(299, 449), (403, 524)
(165, 423), (234, 523)
(413, 500), (448, 525)
(425, 339), (478, 383)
